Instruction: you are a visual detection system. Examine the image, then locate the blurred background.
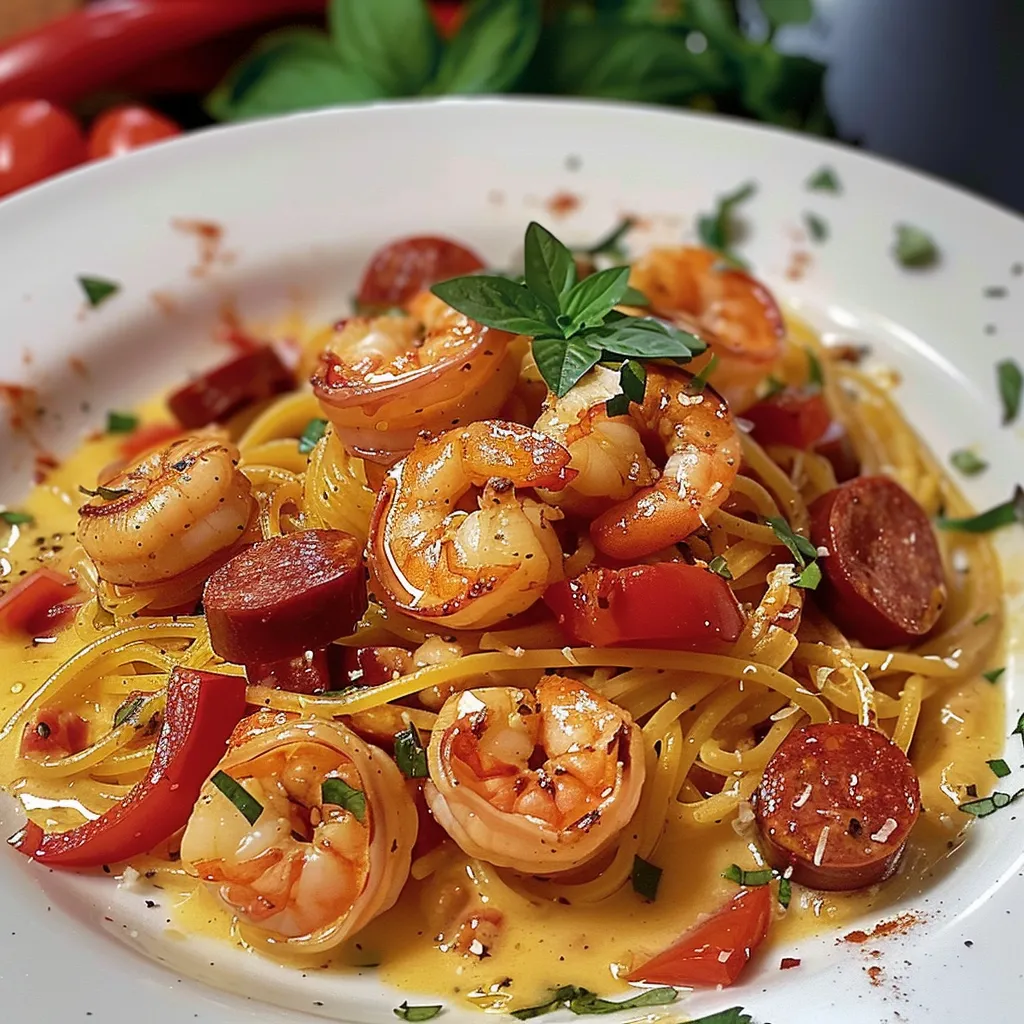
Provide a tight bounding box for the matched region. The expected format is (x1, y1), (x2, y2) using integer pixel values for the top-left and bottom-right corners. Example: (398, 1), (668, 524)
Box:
(0, 0), (1020, 211)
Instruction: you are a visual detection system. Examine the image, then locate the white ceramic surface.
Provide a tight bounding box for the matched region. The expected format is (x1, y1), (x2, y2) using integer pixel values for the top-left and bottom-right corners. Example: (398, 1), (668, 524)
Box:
(1, 99), (1022, 1024)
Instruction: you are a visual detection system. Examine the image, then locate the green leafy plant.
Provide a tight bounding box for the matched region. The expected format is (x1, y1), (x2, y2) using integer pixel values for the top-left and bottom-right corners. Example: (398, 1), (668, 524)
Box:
(207, 0), (832, 135)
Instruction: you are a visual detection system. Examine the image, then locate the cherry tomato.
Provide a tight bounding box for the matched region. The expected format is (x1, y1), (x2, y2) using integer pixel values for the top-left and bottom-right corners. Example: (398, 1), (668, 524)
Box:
(20, 708), (89, 759)
(0, 567), (79, 637)
(629, 885), (773, 987)
(356, 236), (485, 310)
(87, 105), (181, 160)
(0, 100), (85, 198)
(745, 389), (832, 450)
(543, 563), (744, 651)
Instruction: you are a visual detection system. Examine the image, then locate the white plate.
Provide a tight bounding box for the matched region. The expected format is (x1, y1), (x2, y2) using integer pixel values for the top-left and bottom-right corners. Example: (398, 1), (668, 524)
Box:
(1, 98), (1022, 1024)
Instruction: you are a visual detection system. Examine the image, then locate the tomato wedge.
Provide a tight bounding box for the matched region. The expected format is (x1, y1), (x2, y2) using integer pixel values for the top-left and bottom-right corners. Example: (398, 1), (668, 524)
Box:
(543, 563), (744, 651)
(0, 567), (79, 637)
(356, 236), (485, 310)
(745, 389), (831, 450)
(629, 886), (773, 987)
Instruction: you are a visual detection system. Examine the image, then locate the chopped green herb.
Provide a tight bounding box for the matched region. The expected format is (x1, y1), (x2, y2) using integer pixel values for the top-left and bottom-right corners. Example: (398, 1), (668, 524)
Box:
(805, 347), (824, 388)
(631, 855), (662, 901)
(763, 375), (786, 399)
(959, 788), (1024, 818)
(581, 217), (636, 260)
(987, 758), (1011, 779)
(708, 554), (733, 580)
(319, 686), (360, 699)
(937, 486), (1024, 533)
(113, 695), (145, 728)
(511, 986), (581, 1021)
(794, 560), (822, 590)
(982, 667), (1005, 684)
(298, 417), (329, 454)
(893, 224), (939, 268)
(1014, 712), (1024, 747)
(722, 863), (774, 887)
(689, 353), (718, 394)
(974, 612), (992, 625)
(604, 359), (646, 418)
(767, 516), (818, 566)
(511, 985), (678, 1019)
(394, 726), (428, 779)
(806, 166), (840, 193)
(211, 770), (263, 825)
(0, 510), (33, 526)
(105, 410), (138, 434)
(697, 181), (757, 267)
(321, 777), (366, 822)
(778, 876), (792, 909)
(78, 484), (133, 502)
(997, 359), (1023, 425)
(687, 1010), (752, 1024)
(78, 275), (121, 308)
(804, 212), (828, 243)
(985, 286), (1008, 299)
(950, 449), (988, 476)
(393, 1003), (443, 1022)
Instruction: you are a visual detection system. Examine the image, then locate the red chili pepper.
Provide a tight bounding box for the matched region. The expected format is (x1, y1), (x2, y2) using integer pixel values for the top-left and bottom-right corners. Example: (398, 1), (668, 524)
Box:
(0, 567), (79, 637)
(9, 667), (247, 868)
(0, 1), (328, 107)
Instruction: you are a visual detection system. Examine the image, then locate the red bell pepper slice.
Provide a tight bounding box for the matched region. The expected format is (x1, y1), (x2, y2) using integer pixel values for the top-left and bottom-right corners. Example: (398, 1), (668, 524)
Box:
(9, 667), (246, 868)
(0, 567), (79, 637)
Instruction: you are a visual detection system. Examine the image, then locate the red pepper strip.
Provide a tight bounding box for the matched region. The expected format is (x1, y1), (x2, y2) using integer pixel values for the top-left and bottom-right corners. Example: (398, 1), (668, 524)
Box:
(9, 667), (246, 868)
(0, 567), (79, 637)
(0, 0), (328, 106)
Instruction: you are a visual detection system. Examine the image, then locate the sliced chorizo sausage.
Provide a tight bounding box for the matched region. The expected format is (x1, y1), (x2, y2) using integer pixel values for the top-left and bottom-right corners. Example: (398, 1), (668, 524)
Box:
(204, 529), (367, 667)
(168, 345), (294, 429)
(356, 235), (485, 310)
(809, 475), (946, 646)
(754, 722), (920, 890)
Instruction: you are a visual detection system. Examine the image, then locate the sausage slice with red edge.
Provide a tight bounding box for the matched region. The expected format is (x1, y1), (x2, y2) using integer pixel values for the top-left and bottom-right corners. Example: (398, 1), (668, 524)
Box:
(754, 722), (920, 890)
(168, 346), (294, 429)
(809, 475), (946, 646)
(204, 529), (367, 666)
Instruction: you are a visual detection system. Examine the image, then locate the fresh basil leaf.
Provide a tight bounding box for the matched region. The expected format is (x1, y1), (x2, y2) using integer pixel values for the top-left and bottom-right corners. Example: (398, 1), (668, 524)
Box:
(1014, 712), (1024, 745)
(393, 1003), (442, 1022)
(394, 726), (428, 779)
(950, 449), (988, 476)
(708, 554), (733, 580)
(605, 393), (630, 418)
(328, 0), (439, 95)
(105, 410), (138, 434)
(511, 986), (581, 1021)
(113, 695), (145, 729)
(298, 417), (329, 455)
(807, 165), (841, 193)
(982, 667), (1005, 684)
(938, 486), (1024, 533)
(806, 347), (824, 388)
(524, 221), (577, 315)
(959, 788), (1024, 818)
(207, 30), (383, 122)
(767, 516), (817, 565)
(687, 1009), (752, 1024)
(631, 854), (661, 901)
(894, 223), (939, 268)
(739, 47), (831, 135)
(794, 560), (822, 590)
(532, 337), (602, 397)
(974, 612), (992, 625)
(79, 485), (132, 502)
(689, 353), (718, 394)
(997, 358), (1023, 425)
(620, 360), (646, 403)
(582, 217), (636, 259)
(431, 275), (557, 336)
(619, 285), (650, 307)
(777, 876), (792, 909)
(78, 276), (120, 308)
(322, 777), (367, 821)
(697, 181), (756, 265)
(429, 0), (542, 94)
(804, 211), (828, 243)
(760, 0), (814, 30)
(0, 510), (33, 526)
(584, 317), (704, 359)
(988, 758), (1011, 779)
(567, 986), (677, 1015)
(212, 770), (263, 825)
(563, 266), (631, 330)
(722, 863), (774, 886)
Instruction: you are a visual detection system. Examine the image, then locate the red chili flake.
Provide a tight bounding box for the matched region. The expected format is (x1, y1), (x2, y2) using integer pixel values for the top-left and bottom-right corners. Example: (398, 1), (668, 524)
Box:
(842, 912), (922, 944)
(546, 191), (581, 218)
(68, 356), (88, 377)
(780, 957), (802, 970)
(172, 218), (229, 278)
(866, 965), (883, 986)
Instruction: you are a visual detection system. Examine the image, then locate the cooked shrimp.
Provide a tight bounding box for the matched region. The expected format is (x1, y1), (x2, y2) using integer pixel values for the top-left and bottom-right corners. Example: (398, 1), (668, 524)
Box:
(77, 436), (255, 586)
(367, 420), (573, 630)
(425, 675), (644, 873)
(629, 247), (784, 411)
(533, 365), (656, 514)
(311, 291), (519, 463)
(590, 367), (741, 561)
(181, 711), (416, 952)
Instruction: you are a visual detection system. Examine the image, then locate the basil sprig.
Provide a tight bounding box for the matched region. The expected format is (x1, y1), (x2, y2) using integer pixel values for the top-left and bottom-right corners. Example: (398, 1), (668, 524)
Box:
(767, 516), (822, 589)
(432, 222), (704, 401)
(511, 985), (678, 1020)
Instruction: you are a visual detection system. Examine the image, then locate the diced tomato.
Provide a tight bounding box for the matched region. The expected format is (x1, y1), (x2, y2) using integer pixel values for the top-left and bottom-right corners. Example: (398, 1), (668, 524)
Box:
(118, 422), (182, 460)
(629, 885), (773, 987)
(745, 389), (831, 450)
(543, 563), (744, 651)
(0, 568), (79, 637)
(20, 708), (89, 758)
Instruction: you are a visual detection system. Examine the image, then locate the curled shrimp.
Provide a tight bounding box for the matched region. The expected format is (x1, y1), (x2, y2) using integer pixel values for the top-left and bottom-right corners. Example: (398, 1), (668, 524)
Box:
(311, 291), (519, 463)
(367, 420), (574, 630)
(425, 675), (644, 873)
(181, 710), (416, 952)
(589, 367), (741, 561)
(533, 364), (656, 515)
(77, 436), (255, 586)
(629, 247), (784, 411)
